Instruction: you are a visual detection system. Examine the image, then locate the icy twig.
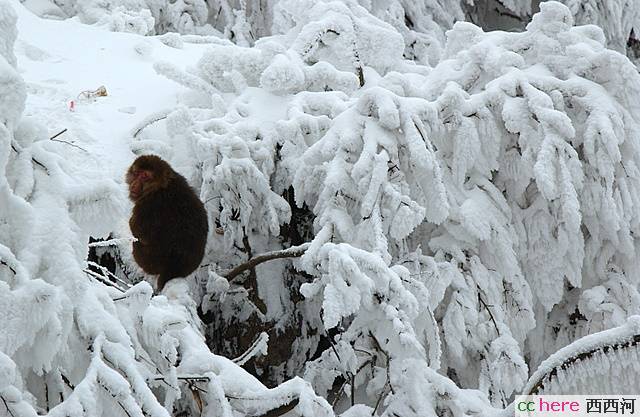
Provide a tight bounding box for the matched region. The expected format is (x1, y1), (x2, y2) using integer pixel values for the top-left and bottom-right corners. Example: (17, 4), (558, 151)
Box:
(49, 128), (67, 140)
(49, 128), (88, 153)
(87, 261), (133, 289)
(84, 268), (127, 292)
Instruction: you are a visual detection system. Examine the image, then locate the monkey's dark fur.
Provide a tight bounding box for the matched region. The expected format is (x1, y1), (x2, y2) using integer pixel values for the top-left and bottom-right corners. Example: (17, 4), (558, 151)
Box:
(127, 155), (208, 292)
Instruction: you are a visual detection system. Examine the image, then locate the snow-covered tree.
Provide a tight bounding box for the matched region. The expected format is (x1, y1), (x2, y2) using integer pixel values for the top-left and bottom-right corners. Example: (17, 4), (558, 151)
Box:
(23, 0), (640, 64)
(0, 1), (337, 416)
(24, 0), (640, 68)
(126, 0), (640, 411)
(6, 0), (640, 415)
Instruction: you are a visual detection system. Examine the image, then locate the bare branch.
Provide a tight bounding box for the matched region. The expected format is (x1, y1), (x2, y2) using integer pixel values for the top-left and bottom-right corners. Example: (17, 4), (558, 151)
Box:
(254, 398), (299, 417)
(223, 243), (310, 281)
(61, 372), (75, 390)
(1, 395), (16, 417)
(49, 128), (68, 140)
(0, 259), (16, 275)
(51, 138), (88, 153)
(191, 387), (204, 414)
(149, 374), (211, 383)
(477, 286), (500, 337)
(10, 140), (50, 173)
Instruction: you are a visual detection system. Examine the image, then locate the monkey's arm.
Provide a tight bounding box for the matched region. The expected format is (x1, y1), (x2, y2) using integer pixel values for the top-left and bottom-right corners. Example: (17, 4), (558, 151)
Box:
(130, 197), (170, 246)
(129, 211), (150, 245)
(130, 196), (175, 278)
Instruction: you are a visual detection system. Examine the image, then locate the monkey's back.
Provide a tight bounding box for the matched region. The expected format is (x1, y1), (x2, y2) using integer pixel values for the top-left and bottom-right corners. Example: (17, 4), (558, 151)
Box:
(131, 173), (208, 288)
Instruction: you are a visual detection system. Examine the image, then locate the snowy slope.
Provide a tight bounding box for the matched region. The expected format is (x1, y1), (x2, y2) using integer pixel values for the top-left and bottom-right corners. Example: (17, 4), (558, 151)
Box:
(11, 1), (205, 179)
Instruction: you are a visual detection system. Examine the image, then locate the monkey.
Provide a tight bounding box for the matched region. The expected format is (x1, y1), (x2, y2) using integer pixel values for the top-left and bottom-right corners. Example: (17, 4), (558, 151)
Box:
(126, 155), (208, 292)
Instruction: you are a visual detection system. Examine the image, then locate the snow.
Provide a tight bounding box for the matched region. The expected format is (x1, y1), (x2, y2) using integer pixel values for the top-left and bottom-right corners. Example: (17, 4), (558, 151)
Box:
(1, 2), (337, 416)
(7, 1), (223, 185)
(5, 0), (640, 415)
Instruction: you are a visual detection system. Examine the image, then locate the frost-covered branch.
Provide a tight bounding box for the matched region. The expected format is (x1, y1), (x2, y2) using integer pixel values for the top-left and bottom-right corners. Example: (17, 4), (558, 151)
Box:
(131, 109), (173, 138)
(232, 331), (268, 366)
(526, 316), (640, 394)
(154, 61), (222, 103)
(84, 268), (128, 292)
(86, 261), (132, 289)
(223, 243), (310, 281)
(88, 237), (137, 247)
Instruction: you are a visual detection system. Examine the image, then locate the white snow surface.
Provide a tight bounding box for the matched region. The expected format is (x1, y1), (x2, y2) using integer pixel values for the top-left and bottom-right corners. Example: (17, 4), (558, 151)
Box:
(11, 1), (207, 179)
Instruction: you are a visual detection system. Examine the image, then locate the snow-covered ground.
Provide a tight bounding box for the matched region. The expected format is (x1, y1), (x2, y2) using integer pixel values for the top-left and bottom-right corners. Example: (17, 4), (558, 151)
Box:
(14, 3), (204, 179)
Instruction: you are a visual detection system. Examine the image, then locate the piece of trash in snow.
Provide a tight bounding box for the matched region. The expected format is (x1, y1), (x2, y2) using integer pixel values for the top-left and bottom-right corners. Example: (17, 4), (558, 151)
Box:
(215, 227), (224, 235)
(69, 100), (75, 111)
(118, 106), (137, 114)
(78, 85), (108, 101)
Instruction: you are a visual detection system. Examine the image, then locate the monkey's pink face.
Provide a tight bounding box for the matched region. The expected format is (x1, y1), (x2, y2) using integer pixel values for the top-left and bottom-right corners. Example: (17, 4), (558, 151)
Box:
(127, 169), (153, 200)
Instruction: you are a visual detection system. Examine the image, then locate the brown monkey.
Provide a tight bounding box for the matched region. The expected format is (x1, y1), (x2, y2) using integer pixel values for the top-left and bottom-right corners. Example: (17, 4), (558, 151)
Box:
(126, 155), (208, 292)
